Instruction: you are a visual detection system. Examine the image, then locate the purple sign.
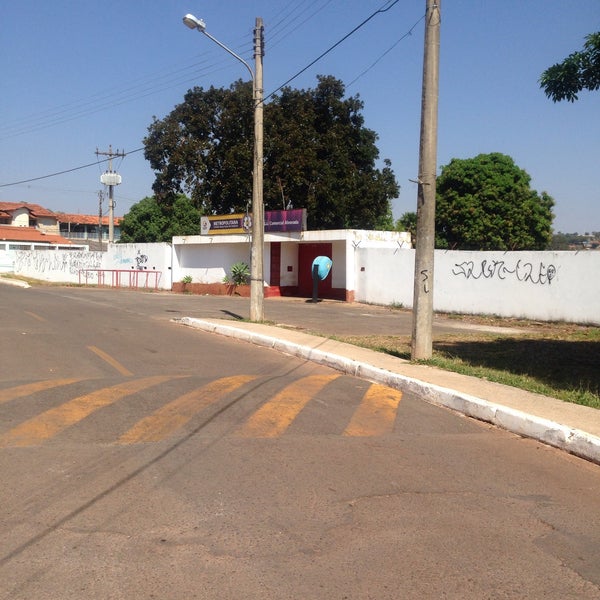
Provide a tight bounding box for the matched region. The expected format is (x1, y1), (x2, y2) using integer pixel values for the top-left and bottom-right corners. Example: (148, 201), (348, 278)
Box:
(264, 209), (307, 233)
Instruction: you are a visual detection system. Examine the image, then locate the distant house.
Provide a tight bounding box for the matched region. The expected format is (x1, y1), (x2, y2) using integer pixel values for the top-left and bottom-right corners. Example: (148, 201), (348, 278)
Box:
(0, 224), (76, 248)
(0, 201), (122, 244)
(0, 201), (60, 234)
(57, 213), (122, 243)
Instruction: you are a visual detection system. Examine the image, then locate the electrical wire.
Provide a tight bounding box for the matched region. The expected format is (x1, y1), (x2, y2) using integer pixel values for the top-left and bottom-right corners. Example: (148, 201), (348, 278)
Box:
(1, 0), (415, 189)
(0, 148), (144, 188)
(265, 0), (401, 101)
(347, 13), (426, 88)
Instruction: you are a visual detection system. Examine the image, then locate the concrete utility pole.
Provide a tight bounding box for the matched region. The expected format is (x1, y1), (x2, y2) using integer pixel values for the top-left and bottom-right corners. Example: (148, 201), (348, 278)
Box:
(96, 145), (125, 243)
(411, 0), (441, 360)
(182, 14), (265, 322)
(98, 189), (104, 244)
(250, 17), (265, 322)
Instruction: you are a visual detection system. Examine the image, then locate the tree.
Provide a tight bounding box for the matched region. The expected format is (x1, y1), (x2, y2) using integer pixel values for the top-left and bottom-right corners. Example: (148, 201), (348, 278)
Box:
(119, 195), (200, 243)
(435, 153), (554, 250)
(144, 75), (399, 230)
(395, 211), (417, 242)
(540, 32), (600, 102)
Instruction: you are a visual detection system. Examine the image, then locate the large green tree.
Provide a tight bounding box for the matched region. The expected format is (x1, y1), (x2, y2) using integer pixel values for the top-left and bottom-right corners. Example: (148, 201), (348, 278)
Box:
(435, 153), (554, 250)
(144, 75), (399, 230)
(540, 32), (600, 102)
(119, 195), (200, 243)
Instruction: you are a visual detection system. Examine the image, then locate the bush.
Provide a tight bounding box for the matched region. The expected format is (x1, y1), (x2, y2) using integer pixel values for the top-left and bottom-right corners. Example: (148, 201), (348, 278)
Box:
(225, 262), (250, 286)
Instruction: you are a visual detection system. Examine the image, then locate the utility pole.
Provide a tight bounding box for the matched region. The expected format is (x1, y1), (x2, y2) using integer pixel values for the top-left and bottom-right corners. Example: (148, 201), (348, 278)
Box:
(98, 189), (104, 244)
(96, 145), (125, 243)
(250, 17), (265, 322)
(411, 0), (441, 360)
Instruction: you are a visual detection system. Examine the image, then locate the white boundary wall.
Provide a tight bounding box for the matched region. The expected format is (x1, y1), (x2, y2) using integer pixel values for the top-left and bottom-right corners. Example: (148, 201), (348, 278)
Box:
(356, 249), (600, 324)
(103, 243), (172, 289)
(11, 243), (172, 289)
(14, 250), (103, 282)
(7, 240), (600, 324)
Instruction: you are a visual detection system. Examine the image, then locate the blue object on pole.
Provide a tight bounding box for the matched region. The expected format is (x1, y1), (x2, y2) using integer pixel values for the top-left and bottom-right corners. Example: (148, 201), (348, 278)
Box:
(312, 256), (332, 281)
(311, 256), (332, 303)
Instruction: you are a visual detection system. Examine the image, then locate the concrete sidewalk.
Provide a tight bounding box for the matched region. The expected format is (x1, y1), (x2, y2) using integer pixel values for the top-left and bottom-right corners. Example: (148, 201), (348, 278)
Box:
(179, 314), (600, 465)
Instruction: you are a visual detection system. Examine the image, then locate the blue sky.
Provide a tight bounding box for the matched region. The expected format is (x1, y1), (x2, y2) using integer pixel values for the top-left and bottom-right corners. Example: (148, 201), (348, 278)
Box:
(1, 1), (598, 233)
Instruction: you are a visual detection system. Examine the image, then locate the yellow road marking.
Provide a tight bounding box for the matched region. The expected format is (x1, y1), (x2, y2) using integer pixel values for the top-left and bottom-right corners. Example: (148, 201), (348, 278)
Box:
(0, 379), (82, 405)
(24, 311), (46, 322)
(87, 345), (134, 377)
(118, 375), (258, 444)
(0, 375), (176, 448)
(236, 374), (339, 438)
(343, 384), (402, 437)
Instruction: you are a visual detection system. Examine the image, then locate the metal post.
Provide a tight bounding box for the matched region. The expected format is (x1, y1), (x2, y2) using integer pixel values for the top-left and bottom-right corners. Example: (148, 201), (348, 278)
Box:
(411, 0), (441, 360)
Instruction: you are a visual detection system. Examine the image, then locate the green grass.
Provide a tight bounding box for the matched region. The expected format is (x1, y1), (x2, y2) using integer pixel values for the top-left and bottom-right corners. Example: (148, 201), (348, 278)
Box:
(330, 326), (600, 409)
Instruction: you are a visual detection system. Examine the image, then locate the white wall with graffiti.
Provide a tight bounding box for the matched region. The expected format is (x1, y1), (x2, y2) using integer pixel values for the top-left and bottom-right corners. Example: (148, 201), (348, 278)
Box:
(7, 242), (599, 324)
(103, 243), (172, 289)
(355, 249), (600, 325)
(14, 250), (103, 283)
(11, 243), (172, 289)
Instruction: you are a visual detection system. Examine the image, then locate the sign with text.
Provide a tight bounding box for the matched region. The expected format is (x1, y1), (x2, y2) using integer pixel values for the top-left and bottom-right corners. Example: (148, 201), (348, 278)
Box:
(201, 209), (306, 235)
(264, 209), (306, 233)
(200, 214), (251, 235)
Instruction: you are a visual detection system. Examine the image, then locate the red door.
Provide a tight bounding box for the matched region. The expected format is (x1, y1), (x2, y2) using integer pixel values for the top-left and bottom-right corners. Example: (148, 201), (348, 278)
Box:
(298, 243), (333, 298)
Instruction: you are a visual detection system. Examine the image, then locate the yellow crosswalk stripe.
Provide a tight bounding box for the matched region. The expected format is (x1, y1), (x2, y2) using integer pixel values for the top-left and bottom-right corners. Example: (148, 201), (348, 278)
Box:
(118, 375), (258, 444)
(0, 375), (177, 448)
(0, 379), (82, 405)
(343, 384), (402, 437)
(88, 345), (134, 377)
(236, 374), (339, 438)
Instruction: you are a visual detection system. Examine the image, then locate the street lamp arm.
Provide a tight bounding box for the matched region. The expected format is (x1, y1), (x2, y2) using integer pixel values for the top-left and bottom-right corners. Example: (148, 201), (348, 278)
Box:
(202, 30), (255, 82)
(182, 13), (265, 322)
(182, 14), (254, 82)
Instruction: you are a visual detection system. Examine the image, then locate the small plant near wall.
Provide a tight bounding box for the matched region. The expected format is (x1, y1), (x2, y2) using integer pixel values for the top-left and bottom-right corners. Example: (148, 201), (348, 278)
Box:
(223, 262), (250, 287)
(181, 275), (193, 284)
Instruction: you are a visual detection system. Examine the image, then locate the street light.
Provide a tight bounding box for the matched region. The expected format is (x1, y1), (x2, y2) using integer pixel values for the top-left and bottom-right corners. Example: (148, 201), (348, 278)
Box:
(183, 13), (265, 322)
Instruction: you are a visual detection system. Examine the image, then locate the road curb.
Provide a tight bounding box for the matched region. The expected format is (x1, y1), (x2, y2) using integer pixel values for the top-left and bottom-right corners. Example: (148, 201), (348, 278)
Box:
(179, 317), (600, 465)
(0, 277), (30, 288)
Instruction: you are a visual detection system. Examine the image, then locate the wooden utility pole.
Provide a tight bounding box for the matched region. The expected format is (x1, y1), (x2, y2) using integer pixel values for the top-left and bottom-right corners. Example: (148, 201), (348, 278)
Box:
(411, 0), (441, 360)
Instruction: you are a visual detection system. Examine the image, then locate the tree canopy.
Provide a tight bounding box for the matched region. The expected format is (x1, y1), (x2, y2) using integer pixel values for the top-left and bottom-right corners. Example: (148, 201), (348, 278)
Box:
(144, 75), (399, 230)
(540, 32), (600, 102)
(434, 153), (554, 250)
(119, 195), (200, 243)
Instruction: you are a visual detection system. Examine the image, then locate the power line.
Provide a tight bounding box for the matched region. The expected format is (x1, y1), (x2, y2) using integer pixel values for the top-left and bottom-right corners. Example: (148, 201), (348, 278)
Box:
(265, 0), (401, 101)
(347, 13), (426, 88)
(1, 1), (415, 188)
(0, 148), (144, 188)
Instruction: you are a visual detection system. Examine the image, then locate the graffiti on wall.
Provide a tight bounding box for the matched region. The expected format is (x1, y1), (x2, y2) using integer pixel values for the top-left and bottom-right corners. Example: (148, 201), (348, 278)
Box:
(452, 259), (557, 286)
(111, 248), (149, 269)
(14, 250), (102, 281)
(135, 251), (148, 269)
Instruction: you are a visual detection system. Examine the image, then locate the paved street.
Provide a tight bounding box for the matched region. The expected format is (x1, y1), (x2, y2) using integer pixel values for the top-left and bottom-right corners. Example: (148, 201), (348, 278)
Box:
(1, 285), (600, 598)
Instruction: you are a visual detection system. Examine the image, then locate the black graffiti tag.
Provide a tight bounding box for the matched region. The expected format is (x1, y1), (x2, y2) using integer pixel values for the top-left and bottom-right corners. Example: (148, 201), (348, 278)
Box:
(134, 252), (148, 269)
(452, 259), (556, 285)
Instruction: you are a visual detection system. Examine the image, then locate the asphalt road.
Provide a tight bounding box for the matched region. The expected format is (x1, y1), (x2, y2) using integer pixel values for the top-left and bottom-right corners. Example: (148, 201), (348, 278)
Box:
(1, 285), (600, 599)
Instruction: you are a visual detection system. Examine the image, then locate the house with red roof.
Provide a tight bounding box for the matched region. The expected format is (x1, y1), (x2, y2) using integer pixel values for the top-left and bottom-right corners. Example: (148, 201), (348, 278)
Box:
(0, 201), (122, 245)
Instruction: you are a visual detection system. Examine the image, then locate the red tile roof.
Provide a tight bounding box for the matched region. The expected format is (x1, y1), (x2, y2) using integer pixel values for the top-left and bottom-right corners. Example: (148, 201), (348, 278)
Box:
(0, 201), (57, 218)
(0, 225), (73, 245)
(56, 213), (122, 226)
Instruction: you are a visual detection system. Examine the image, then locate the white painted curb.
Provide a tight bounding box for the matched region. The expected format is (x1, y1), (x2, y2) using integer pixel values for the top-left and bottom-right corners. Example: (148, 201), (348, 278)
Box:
(0, 277), (30, 288)
(179, 317), (600, 465)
